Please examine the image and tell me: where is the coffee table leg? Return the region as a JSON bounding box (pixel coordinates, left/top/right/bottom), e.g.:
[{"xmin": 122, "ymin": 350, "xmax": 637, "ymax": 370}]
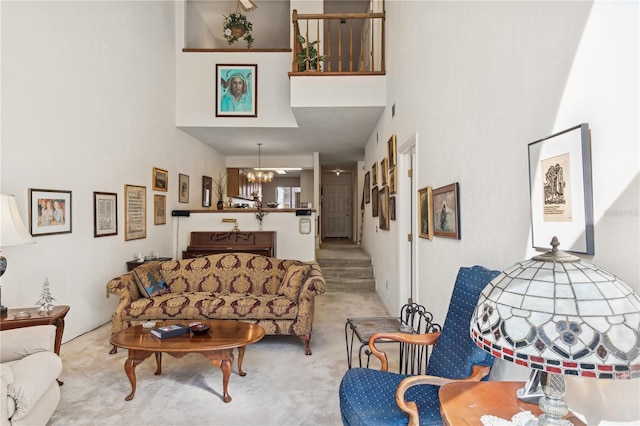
[
  {"xmin": 154, "ymin": 352, "xmax": 162, "ymax": 375},
  {"xmin": 124, "ymin": 350, "xmax": 153, "ymax": 401},
  {"xmin": 237, "ymin": 346, "xmax": 247, "ymax": 376},
  {"xmin": 203, "ymin": 349, "xmax": 234, "ymax": 403}
]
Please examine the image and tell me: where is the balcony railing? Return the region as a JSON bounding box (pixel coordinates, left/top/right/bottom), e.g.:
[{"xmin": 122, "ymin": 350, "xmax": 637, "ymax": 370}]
[{"xmin": 291, "ymin": 9, "xmax": 385, "ymax": 75}]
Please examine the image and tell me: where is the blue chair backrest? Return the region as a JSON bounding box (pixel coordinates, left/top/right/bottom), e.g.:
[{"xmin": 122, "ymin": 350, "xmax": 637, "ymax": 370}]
[{"xmin": 426, "ymin": 266, "xmax": 500, "ymax": 379}]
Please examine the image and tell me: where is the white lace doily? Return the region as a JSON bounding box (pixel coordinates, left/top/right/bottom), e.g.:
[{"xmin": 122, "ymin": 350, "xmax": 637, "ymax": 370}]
[{"xmin": 480, "ymin": 411, "xmax": 538, "ymax": 426}]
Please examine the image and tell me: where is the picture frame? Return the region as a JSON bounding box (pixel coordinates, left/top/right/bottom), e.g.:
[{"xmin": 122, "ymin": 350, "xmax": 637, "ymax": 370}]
[
  {"xmin": 202, "ymin": 176, "xmax": 212, "ymax": 207},
  {"xmin": 154, "ymin": 195, "xmax": 166, "ymax": 225},
  {"xmin": 389, "ymin": 196, "xmax": 396, "ymax": 221},
  {"xmin": 528, "ymin": 123, "xmax": 594, "ymax": 254},
  {"xmin": 371, "ymin": 186, "xmax": 379, "ymax": 217},
  {"xmin": 379, "ymin": 186, "xmax": 390, "ymax": 230},
  {"xmin": 29, "ymin": 189, "xmax": 72, "ymax": 236},
  {"xmin": 380, "ymin": 157, "xmax": 389, "ymax": 185},
  {"xmin": 216, "ymin": 64, "xmax": 257, "ymax": 118},
  {"xmin": 152, "ymin": 167, "xmax": 168, "ymax": 192},
  {"xmin": 364, "ymin": 172, "xmax": 371, "ymax": 204},
  {"xmin": 432, "ymin": 183, "xmax": 460, "ymax": 239},
  {"xmin": 418, "ymin": 186, "xmax": 433, "ymax": 240},
  {"xmin": 124, "ymin": 184, "xmax": 146, "ymax": 241},
  {"xmin": 387, "ymin": 134, "xmax": 397, "ymax": 167},
  {"xmin": 93, "ymin": 191, "xmax": 117, "ymax": 237},
  {"xmin": 389, "ymin": 167, "xmax": 397, "ymax": 195},
  {"xmin": 178, "ymin": 173, "xmax": 189, "ymax": 203},
  {"xmin": 371, "ymin": 163, "xmax": 378, "ymax": 185},
  {"xmin": 299, "ymin": 217, "xmax": 311, "ymax": 234}
]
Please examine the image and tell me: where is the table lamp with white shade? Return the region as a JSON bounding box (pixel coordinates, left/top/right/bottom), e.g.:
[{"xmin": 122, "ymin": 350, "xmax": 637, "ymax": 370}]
[
  {"xmin": 470, "ymin": 237, "xmax": 640, "ymax": 425},
  {"xmin": 0, "ymin": 194, "xmax": 36, "ymax": 316}
]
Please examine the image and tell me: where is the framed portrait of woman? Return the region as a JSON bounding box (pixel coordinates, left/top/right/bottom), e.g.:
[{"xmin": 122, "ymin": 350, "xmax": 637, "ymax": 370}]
[{"xmin": 216, "ymin": 64, "xmax": 257, "ymax": 118}]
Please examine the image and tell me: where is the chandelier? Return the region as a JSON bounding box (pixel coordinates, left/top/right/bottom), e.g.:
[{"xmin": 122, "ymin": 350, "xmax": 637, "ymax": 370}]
[{"xmin": 246, "ymin": 143, "xmax": 274, "ymax": 183}]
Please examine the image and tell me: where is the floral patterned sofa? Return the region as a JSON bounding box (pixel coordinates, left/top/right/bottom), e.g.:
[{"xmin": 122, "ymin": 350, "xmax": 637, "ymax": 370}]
[{"xmin": 106, "ymin": 253, "xmax": 325, "ymax": 355}]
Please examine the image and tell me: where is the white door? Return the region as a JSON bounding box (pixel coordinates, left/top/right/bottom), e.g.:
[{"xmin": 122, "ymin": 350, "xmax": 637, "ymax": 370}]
[{"xmin": 324, "ymin": 184, "xmax": 350, "ymax": 238}]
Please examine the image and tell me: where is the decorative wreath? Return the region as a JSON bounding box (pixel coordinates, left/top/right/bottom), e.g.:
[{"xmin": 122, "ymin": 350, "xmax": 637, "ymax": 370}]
[{"xmin": 223, "ymin": 12, "xmax": 254, "ymax": 48}]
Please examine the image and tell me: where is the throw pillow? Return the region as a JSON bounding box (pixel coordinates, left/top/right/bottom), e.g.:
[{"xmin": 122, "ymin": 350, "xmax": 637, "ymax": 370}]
[
  {"xmin": 133, "ymin": 261, "xmax": 170, "ymax": 298},
  {"xmin": 277, "ymin": 264, "xmax": 311, "ymax": 301}
]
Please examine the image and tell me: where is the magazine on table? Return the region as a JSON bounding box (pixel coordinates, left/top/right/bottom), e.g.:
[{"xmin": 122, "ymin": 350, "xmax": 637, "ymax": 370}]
[{"xmin": 150, "ymin": 324, "xmax": 189, "ymax": 339}]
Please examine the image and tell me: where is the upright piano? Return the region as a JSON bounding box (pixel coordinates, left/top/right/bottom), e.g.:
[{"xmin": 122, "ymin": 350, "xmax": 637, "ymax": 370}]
[{"xmin": 182, "ymin": 231, "xmax": 276, "ymax": 259}]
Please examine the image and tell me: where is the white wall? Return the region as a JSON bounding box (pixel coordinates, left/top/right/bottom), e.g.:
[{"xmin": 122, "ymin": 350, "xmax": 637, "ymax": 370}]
[
  {"xmin": 362, "ymin": 1, "xmax": 639, "ymax": 424},
  {"xmin": 1, "ymin": 1, "xmax": 226, "ymax": 341}
]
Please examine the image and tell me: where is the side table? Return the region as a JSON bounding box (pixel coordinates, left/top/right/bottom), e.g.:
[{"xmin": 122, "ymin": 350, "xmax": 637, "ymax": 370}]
[
  {"xmin": 439, "ymin": 381, "xmax": 586, "ymax": 426},
  {"xmin": 0, "ymin": 305, "xmax": 70, "ymax": 385},
  {"xmin": 126, "ymin": 257, "xmax": 172, "ymax": 272}
]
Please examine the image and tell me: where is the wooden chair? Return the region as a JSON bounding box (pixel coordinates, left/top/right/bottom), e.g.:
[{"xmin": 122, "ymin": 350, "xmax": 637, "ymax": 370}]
[{"xmin": 339, "ymin": 266, "xmax": 500, "ymax": 425}]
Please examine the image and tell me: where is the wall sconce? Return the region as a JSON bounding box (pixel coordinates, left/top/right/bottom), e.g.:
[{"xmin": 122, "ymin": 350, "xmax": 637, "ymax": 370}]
[{"xmin": 221, "ymin": 218, "xmax": 239, "ymax": 232}]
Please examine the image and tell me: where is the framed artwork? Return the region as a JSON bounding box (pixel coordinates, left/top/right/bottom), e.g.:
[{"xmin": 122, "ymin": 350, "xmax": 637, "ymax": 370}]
[
  {"xmin": 93, "ymin": 191, "xmax": 117, "ymax": 237},
  {"xmin": 124, "ymin": 184, "xmax": 146, "ymax": 241},
  {"xmin": 29, "ymin": 189, "xmax": 72, "ymax": 236},
  {"xmin": 379, "ymin": 186, "xmax": 389, "ymax": 230},
  {"xmin": 152, "ymin": 167, "xmax": 168, "ymax": 192},
  {"xmin": 216, "ymin": 64, "xmax": 257, "ymax": 118},
  {"xmin": 389, "ymin": 196, "xmax": 396, "ymax": 221},
  {"xmin": 432, "ymin": 183, "xmax": 460, "ymax": 239},
  {"xmin": 528, "ymin": 123, "xmax": 594, "ymax": 254},
  {"xmin": 371, "ymin": 186, "xmax": 379, "ymax": 217},
  {"xmin": 179, "ymin": 173, "xmax": 189, "ymax": 203},
  {"xmin": 364, "ymin": 172, "xmax": 371, "ymax": 204},
  {"xmin": 202, "ymin": 176, "xmax": 212, "ymax": 207},
  {"xmin": 418, "ymin": 186, "xmax": 433, "ymax": 240},
  {"xmin": 387, "ymin": 134, "xmax": 397, "ymax": 167},
  {"xmin": 371, "ymin": 162, "xmax": 378, "ymax": 185},
  {"xmin": 154, "ymin": 195, "xmax": 166, "ymax": 225},
  {"xmin": 389, "ymin": 167, "xmax": 397, "ymax": 195},
  {"xmin": 380, "ymin": 157, "xmax": 389, "ymax": 185}
]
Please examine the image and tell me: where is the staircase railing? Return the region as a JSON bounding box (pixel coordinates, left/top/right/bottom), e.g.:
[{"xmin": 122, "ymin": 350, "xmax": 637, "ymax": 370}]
[{"xmin": 291, "ymin": 9, "xmax": 385, "ymax": 75}]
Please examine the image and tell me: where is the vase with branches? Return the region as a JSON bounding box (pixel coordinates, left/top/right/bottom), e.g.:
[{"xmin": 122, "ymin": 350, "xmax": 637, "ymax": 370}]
[{"xmin": 213, "ymin": 172, "xmax": 227, "ymax": 210}]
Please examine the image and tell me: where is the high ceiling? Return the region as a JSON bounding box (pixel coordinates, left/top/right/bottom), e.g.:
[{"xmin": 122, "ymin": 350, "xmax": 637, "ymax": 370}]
[{"xmin": 184, "ymin": 0, "xmax": 376, "ymax": 170}]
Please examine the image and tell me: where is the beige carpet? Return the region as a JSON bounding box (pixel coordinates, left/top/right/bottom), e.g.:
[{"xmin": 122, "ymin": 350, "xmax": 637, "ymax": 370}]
[{"xmin": 50, "ymin": 291, "xmax": 395, "ymax": 425}]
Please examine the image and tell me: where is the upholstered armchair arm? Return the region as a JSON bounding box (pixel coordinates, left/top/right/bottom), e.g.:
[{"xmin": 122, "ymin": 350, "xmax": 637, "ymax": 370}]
[
  {"xmin": 368, "ymin": 331, "xmax": 441, "ymax": 372},
  {"xmin": 395, "ymin": 365, "xmax": 492, "ymax": 426},
  {"xmin": 0, "ymin": 325, "xmax": 56, "ymax": 363},
  {"xmin": 299, "ymin": 262, "xmax": 326, "ymax": 301}
]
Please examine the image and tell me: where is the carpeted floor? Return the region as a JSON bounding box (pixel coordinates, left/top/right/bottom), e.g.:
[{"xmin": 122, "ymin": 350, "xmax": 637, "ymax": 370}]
[{"xmin": 50, "ymin": 291, "xmax": 394, "ymax": 425}]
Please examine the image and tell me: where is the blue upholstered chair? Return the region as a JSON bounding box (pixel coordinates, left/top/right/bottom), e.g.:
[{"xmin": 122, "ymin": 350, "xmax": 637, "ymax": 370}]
[{"xmin": 339, "ymin": 266, "xmax": 500, "ymax": 426}]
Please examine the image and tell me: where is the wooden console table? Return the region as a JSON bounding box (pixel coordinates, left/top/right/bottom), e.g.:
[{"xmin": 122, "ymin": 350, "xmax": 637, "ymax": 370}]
[
  {"xmin": 439, "ymin": 381, "xmax": 586, "ymax": 425},
  {"xmin": 126, "ymin": 257, "xmax": 172, "ymax": 271},
  {"xmin": 182, "ymin": 231, "xmax": 276, "ymax": 259}
]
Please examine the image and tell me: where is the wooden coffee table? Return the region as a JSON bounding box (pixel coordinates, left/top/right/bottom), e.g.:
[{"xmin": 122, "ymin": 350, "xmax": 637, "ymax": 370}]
[{"xmin": 110, "ymin": 320, "xmax": 265, "ymax": 403}]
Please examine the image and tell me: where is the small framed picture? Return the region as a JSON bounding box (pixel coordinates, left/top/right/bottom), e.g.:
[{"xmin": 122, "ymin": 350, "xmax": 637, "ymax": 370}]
[
  {"xmin": 153, "ymin": 167, "xmax": 168, "ymax": 192},
  {"xmin": 371, "ymin": 186, "xmax": 379, "ymax": 217},
  {"xmin": 389, "ymin": 167, "xmax": 397, "ymax": 194},
  {"xmin": 179, "ymin": 173, "xmax": 189, "ymax": 203},
  {"xmin": 379, "ymin": 186, "xmax": 389, "ymax": 230},
  {"xmin": 154, "ymin": 195, "xmax": 166, "ymax": 225},
  {"xmin": 93, "ymin": 191, "xmax": 117, "ymax": 237},
  {"xmin": 390, "ymin": 196, "xmax": 396, "ymax": 221},
  {"xmin": 202, "ymin": 176, "xmax": 212, "ymax": 207},
  {"xmin": 29, "ymin": 189, "xmax": 72, "ymax": 236},
  {"xmin": 371, "ymin": 162, "xmax": 378, "ymax": 185},
  {"xmin": 364, "ymin": 172, "xmax": 371, "ymax": 204},
  {"xmin": 380, "ymin": 158, "xmax": 389, "ymax": 186},
  {"xmin": 124, "ymin": 184, "xmax": 146, "ymax": 241},
  {"xmin": 433, "ymin": 183, "xmax": 460, "ymax": 239},
  {"xmin": 418, "ymin": 186, "xmax": 433, "ymax": 240},
  {"xmin": 216, "ymin": 64, "xmax": 257, "ymax": 117},
  {"xmin": 387, "ymin": 134, "xmax": 397, "ymax": 167}
]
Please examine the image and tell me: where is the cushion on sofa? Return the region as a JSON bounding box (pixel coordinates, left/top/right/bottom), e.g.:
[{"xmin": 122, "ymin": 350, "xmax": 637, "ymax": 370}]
[
  {"xmin": 277, "ymin": 264, "xmax": 311, "ymax": 300},
  {"xmin": 133, "ymin": 261, "xmax": 170, "ymax": 298}
]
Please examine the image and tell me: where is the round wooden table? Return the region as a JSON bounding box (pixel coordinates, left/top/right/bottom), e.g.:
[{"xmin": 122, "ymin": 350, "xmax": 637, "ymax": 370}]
[{"xmin": 110, "ymin": 320, "xmax": 265, "ymax": 402}]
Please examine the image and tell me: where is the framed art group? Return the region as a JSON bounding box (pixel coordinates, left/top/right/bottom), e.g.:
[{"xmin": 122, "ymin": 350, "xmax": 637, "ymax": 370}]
[
  {"xmin": 367, "ymin": 134, "xmax": 397, "ymax": 229},
  {"xmin": 418, "ymin": 183, "xmax": 460, "ymax": 240}
]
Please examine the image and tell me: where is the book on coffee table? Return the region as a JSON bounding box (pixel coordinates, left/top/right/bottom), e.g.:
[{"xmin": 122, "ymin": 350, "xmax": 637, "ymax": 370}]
[{"xmin": 151, "ymin": 324, "xmax": 189, "ymax": 339}]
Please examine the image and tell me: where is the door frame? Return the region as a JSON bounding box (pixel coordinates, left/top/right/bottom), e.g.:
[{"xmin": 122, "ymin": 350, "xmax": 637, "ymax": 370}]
[
  {"xmin": 397, "ymin": 133, "xmax": 417, "ymax": 311},
  {"xmin": 321, "ymin": 172, "xmax": 353, "ymax": 240}
]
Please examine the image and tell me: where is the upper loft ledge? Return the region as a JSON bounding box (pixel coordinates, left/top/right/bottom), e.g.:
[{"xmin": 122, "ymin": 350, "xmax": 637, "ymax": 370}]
[{"xmin": 183, "ymin": 48, "xmax": 291, "ymax": 53}]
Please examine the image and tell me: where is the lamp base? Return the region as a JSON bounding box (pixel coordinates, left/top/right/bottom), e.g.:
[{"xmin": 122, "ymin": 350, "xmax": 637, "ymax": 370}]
[
  {"xmin": 517, "ymin": 370, "xmax": 545, "ymax": 404},
  {"xmin": 0, "ymin": 304, "xmax": 7, "ymax": 317}
]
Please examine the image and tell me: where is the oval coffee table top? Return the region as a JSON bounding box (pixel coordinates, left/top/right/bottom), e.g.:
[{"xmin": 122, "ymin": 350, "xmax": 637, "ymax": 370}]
[{"xmin": 110, "ymin": 319, "xmax": 265, "ymax": 352}]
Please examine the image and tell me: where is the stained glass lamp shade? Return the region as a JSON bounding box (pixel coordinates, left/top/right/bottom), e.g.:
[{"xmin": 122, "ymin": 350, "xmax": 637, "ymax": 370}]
[{"xmin": 470, "ymin": 237, "xmax": 640, "ymax": 425}]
